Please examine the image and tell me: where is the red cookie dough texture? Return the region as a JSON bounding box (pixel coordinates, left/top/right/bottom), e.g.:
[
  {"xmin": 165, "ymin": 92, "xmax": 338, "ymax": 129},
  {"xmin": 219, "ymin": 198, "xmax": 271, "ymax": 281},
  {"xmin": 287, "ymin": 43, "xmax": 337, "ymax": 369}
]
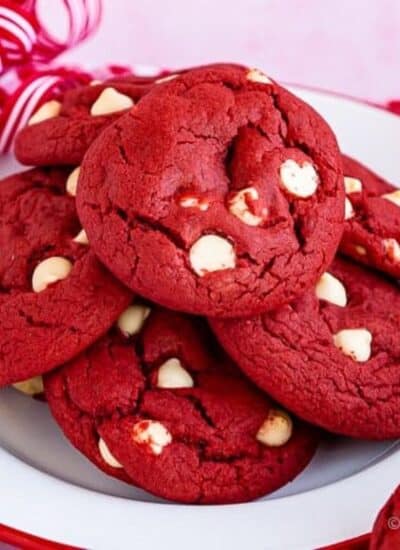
[
  {"xmin": 211, "ymin": 256, "xmax": 400, "ymax": 439},
  {"xmin": 76, "ymin": 65, "xmax": 344, "ymax": 318},
  {"xmin": 44, "ymin": 305, "xmax": 318, "ymax": 504},
  {"xmin": 340, "ymin": 154, "xmax": 400, "ymax": 279},
  {"xmin": 370, "ymin": 485, "xmax": 400, "ymax": 550},
  {"xmin": 14, "ymin": 75, "xmax": 156, "ymax": 166},
  {"xmin": 0, "ymin": 168, "xmax": 131, "ymax": 386},
  {"xmin": 14, "ymin": 65, "xmax": 246, "ymax": 168}
]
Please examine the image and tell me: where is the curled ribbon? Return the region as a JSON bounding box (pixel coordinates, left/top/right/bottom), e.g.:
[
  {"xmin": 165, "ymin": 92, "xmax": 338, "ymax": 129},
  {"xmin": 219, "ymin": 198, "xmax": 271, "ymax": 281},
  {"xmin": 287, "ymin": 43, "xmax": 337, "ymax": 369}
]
[
  {"xmin": 0, "ymin": 0, "xmax": 102, "ymax": 69},
  {"xmin": 0, "ymin": 0, "xmax": 103, "ymax": 153}
]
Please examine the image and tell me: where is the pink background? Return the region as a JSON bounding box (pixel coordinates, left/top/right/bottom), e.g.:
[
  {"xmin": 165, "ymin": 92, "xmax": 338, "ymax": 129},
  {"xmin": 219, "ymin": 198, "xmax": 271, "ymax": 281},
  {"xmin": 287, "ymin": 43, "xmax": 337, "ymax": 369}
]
[{"xmin": 60, "ymin": 0, "xmax": 400, "ymax": 103}]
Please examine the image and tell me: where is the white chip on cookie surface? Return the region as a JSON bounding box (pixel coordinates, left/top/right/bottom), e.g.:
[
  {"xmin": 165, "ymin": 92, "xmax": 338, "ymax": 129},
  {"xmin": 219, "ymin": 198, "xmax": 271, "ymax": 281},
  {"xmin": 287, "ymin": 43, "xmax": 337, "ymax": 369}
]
[
  {"xmin": 333, "ymin": 328, "xmax": 372, "ymax": 362},
  {"xmin": 13, "ymin": 376, "xmax": 43, "ymax": 396},
  {"xmin": 383, "ymin": 238, "xmax": 400, "ymax": 262},
  {"xmin": 32, "ymin": 257, "xmax": 73, "ymax": 293},
  {"xmin": 354, "ymin": 245, "xmax": 367, "ymax": 256},
  {"xmin": 256, "ymin": 409, "xmax": 293, "ymax": 447},
  {"xmin": 189, "ymin": 234, "xmax": 236, "ymax": 276},
  {"xmin": 90, "ymin": 87, "xmax": 134, "ymax": 116},
  {"xmin": 344, "ymin": 176, "xmax": 362, "ymax": 194},
  {"xmin": 66, "ymin": 167, "xmax": 80, "ymax": 197},
  {"xmin": 179, "ymin": 195, "xmax": 209, "ymax": 211},
  {"xmin": 157, "ymin": 358, "xmax": 194, "ymax": 389},
  {"xmin": 132, "ymin": 420, "xmax": 172, "ymax": 455},
  {"xmin": 344, "ymin": 197, "xmax": 355, "ymax": 220},
  {"xmin": 73, "ymin": 229, "xmax": 89, "ymax": 245},
  {"xmin": 246, "ymin": 68, "xmax": 272, "ymax": 84},
  {"xmin": 155, "ymin": 74, "xmax": 178, "ymax": 84},
  {"xmin": 382, "ymin": 190, "xmax": 400, "ymax": 207},
  {"xmin": 98, "ymin": 438, "xmax": 123, "ymax": 468},
  {"xmin": 315, "ymin": 272, "xmax": 347, "ymax": 307},
  {"xmin": 228, "ymin": 187, "xmax": 267, "ymax": 226},
  {"xmin": 28, "ymin": 100, "xmax": 61, "ymax": 126},
  {"xmin": 117, "ymin": 304, "xmax": 151, "ymax": 337},
  {"xmin": 279, "ymin": 159, "xmax": 320, "ymax": 198}
]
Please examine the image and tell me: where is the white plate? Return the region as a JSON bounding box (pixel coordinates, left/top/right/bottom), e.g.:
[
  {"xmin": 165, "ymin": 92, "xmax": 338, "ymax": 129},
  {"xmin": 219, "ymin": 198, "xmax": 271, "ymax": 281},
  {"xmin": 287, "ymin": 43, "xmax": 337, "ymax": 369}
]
[{"xmin": 0, "ymin": 86, "xmax": 399, "ymax": 550}]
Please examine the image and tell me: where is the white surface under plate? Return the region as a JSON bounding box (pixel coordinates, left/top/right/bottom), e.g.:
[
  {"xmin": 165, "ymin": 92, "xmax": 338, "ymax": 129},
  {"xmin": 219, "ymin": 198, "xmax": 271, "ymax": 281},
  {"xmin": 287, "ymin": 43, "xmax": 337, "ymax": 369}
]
[{"xmin": 0, "ymin": 85, "xmax": 399, "ymax": 550}]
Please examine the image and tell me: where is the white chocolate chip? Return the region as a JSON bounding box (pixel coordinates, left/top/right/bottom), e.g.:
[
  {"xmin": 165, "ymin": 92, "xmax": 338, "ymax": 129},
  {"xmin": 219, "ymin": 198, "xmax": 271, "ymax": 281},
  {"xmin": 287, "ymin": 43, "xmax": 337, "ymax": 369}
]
[
  {"xmin": 383, "ymin": 238, "xmax": 400, "ymax": 262},
  {"xmin": 333, "ymin": 328, "xmax": 372, "ymax": 362},
  {"xmin": 344, "ymin": 197, "xmax": 355, "ymax": 220},
  {"xmin": 179, "ymin": 195, "xmax": 209, "ymax": 211},
  {"xmin": 382, "ymin": 190, "xmax": 400, "ymax": 207},
  {"xmin": 355, "ymin": 245, "xmax": 367, "ymax": 256},
  {"xmin": 117, "ymin": 304, "xmax": 151, "ymax": 337},
  {"xmin": 256, "ymin": 409, "xmax": 293, "ymax": 447},
  {"xmin": 89, "ymin": 79, "xmax": 102, "ymax": 86},
  {"xmin": 13, "ymin": 376, "xmax": 43, "ymax": 396},
  {"xmin": 157, "ymin": 358, "xmax": 194, "ymax": 389},
  {"xmin": 32, "ymin": 257, "xmax": 73, "ymax": 293},
  {"xmin": 228, "ymin": 187, "xmax": 267, "ymax": 226},
  {"xmin": 189, "ymin": 234, "xmax": 236, "ymax": 276},
  {"xmin": 280, "ymin": 159, "xmax": 319, "ymax": 198},
  {"xmin": 98, "ymin": 438, "xmax": 123, "ymax": 468},
  {"xmin": 246, "ymin": 68, "xmax": 272, "ymax": 84},
  {"xmin": 28, "ymin": 100, "xmax": 61, "ymax": 125},
  {"xmin": 155, "ymin": 74, "xmax": 178, "ymax": 84},
  {"xmin": 344, "ymin": 177, "xmax": 362, "ymax": 194},
  {"xmin": 73, "ymin": 229, "xmax": 89, "ymax": 245},
  {"xmin": 132, "ymin": 420, "xmax": 172, "ymax": 455},
  {"xmin": 90, "ymin": 87, "xmax": 134, "ymax": 116},
  {"xmin": 315, "ymin": 272, "xmax": 347, "ymax": 307},
  {"xmin": 66, "ymin": 167, "xmax": 80, "ymax": 197}
]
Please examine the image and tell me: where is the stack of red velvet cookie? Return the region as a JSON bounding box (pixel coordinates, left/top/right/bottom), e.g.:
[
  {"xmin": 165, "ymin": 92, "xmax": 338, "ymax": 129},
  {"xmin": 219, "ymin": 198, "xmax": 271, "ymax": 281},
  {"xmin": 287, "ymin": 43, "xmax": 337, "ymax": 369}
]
[{"xmin": 2, "ymin": 64, "xmax": 399, "ymax": 504}]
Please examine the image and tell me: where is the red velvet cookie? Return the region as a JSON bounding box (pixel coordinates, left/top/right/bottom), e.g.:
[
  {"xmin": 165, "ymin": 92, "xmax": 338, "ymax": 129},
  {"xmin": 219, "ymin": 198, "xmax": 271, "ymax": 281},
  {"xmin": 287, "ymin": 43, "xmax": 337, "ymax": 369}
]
[
  {"xmin": 211, "ymin": 256, "xmax": 400, "ymax": 439},
  {"xmin": 76, "ymin": 66, "xmax": 344, "ymax": 318},
  {"xmin": 14, "ymin": 64, "xmax": 244, "ymax": 168},
  {"xmin": 370, "ymin": 485, "xmax": 400, "ymax": 550},
  {"xmin": 14, "ymin": 75, "xmax": 157, "ymax": 166},
  {"xmin": 340, "ymin": 154, "xmax": 400, "ymax": 279},
  {"xmin": 0, "ymin": 168, "xmax": 131, "ymax": 386},
  {"xmin": 44, "ymin": 304, "xmax": 318, "ymax": 504}
]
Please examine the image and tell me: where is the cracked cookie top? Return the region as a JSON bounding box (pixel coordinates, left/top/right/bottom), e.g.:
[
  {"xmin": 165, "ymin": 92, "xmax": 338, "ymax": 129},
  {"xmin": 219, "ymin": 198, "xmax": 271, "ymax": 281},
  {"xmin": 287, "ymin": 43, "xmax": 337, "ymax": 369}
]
[
  {"xmin": 340, "ymin": 154, "xmax": 400, "ymax": 279},
  {"xmin": 14, "ymin": 65, "xmax": 244, "ymax": 168},
  {"xmin": 14, "ymin": 75, "xmax": 158, "ymax": 167},
  {"xmin": 211, "ymin": 255, "xmax": 400, "ymax": 439},
  {"xmin": 44, "ymin": 303, "xmax": 318, "ymax": 504},
  {"xmin": 0, "ymin": 167, "xmax": 131, "ymax": 386},
  {"xmin": 76, "ymin": 65, "xmax": 344, "ymax": 317}
]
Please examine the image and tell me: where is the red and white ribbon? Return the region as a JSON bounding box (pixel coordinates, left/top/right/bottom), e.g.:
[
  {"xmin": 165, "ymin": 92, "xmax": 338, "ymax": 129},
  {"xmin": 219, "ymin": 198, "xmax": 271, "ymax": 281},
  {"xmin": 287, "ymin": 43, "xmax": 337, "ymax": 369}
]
[
  {"xmin": 34, "ymin": 0, "xmax": 102, "ymax": 62},
  {"xmin": 0, "ymin": 1, "xmax": 37, "ymax": 70},
  {"xmin": 0, "ymin": 65, "xmax": 91, "ymax": 152},
  {"xmin": 0, "ymin": 1, "xmax": 168, "ymax": 154},
  {"xmin": 0, "ymin": 0, "xmax": 102, "ymax": 153},
  {"xmin": 0, "ymin": 0, "xmax": 102, "ymax": 69}
]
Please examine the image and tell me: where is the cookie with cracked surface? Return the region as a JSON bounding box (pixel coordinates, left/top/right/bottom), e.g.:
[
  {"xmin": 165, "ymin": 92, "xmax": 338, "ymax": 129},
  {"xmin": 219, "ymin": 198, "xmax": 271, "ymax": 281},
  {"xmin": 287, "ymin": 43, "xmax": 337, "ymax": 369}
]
[
  {"xmin": 370, "ymin": 485, "xmax": 400, "ymax": 550},
  {"xmin": 76, "ymin": 65, "xmax": 344, "ymax": 318},
  {"xmin": 14, "ymin": 75, "xmax": 156, "ymax": 167},
  {"xmin": 44, "ymin": 303, "xmax": 318, "ymax": 504},
  {"xmin": 340, "ymin": 154, "xmax": 400, "ymax": 279},
  {"xmin": 0, "ymin": 167, "xmax": 131, "ymax": 386},
  {"xmin": 14, "ymin": 65, "xmax": 244, "ymax": 168},
  {"xmin": 211, "ymin": 256, "xmax": 400, "ymax": 439}
]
